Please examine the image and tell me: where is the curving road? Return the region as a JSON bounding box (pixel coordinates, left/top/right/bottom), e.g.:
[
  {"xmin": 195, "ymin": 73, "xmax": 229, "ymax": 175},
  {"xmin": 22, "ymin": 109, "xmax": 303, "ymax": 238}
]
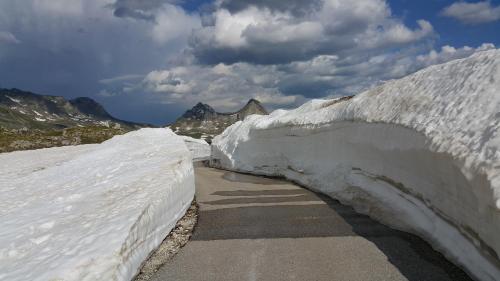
[{"xmin": 151, "ymin": 165, "xmax": 472, "ymax": 281}]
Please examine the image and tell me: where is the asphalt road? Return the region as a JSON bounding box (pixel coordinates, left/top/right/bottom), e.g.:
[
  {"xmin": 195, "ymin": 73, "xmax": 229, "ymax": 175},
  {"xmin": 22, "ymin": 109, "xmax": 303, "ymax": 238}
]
[{"xmin": 151, "ymin": 166, "xmax": 472, "ymax": 281}]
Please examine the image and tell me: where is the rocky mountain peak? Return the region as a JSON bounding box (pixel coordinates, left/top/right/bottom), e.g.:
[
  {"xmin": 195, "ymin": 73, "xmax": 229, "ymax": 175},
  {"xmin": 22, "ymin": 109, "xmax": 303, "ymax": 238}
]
[
  {"xmin": 170, "ymin": 99, "xmax": 269, "ymax": 143},
  {"xmin": 69, "ymin": 97, "xmax": 112, "ymax": 119},
  {"xmin": 239, "ymin": 99, "xmax": 267, "ymax": 117},
  {"xmin": 247, "ymin": 98, "xmax": 260, "ymax": 104},
  {"xmin": 182, "ymin": 102, "xmax": 216, "ymax": 120}
]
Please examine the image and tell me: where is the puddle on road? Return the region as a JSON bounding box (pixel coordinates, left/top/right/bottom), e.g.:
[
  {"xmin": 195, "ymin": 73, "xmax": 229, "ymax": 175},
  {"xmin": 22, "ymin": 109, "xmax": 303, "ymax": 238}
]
[
  {"xmin": 212, "ymin": 189, "xmax": 307, "ymax": 197},
  {"xmin": 222, "ymin": 171, "xmax": 287, "ymax": 185}
]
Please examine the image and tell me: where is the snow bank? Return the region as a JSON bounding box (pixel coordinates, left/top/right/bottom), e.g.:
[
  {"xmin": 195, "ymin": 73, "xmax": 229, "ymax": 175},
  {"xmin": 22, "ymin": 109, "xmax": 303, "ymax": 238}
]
[
  {"xmin": 0, "ymin": 128, "xmax": 195, "ymax": 281},
  {"xmin": 212, "ymin": 49, "xmax": 500, "ymax": 281},
  {"xmin": 181, "ymin": 136, "xmax": 211, "ymax": 161}
]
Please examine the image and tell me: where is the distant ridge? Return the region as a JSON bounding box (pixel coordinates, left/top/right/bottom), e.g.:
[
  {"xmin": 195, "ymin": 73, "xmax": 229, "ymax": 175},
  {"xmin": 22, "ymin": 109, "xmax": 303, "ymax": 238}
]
[
  {"xmin": 0, "ymin": 88, "xmax": 150, "ymax": 130},
  {"xmin": 170, "ymin": 99, "xmax": 268, "ymax": 142}
]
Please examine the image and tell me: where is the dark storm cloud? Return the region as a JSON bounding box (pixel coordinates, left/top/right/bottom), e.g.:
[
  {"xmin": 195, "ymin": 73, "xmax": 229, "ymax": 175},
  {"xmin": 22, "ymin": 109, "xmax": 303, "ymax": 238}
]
[
  {"xmin": 218, "ymin": 0, "xmax": 323, "ymax": 16},
  {"xmin": 277, "ymin": 78, "xmax": 333, "ymax": 98},
  {"xmin": 189, "ymin": 41, "xmax": 322, "ymax": 65},
  {"xmin": 190, "ymin": 24, "xmax": 368, "ymax": 65},
  {"xmin": 187, "ymin": 0, "xmax": 434, "ymax": 66},
  {"xmin": 0, "ymin": 0, "xmax": 199, "ymax": 124},
  {"xmin": 110, "ymin": 0, "xmax": 181, "ymax": 21}
]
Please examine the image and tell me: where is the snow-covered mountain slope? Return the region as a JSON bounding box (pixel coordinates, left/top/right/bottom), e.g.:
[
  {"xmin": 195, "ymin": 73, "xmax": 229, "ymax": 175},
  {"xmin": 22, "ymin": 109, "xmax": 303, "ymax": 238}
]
[
  {"xmin": 0, "ymin": 128, "xmax": 195, "ymax": 281},
  {"xmin": 212, "ymin": 49, "xmax": 500, "ymax": 281}
]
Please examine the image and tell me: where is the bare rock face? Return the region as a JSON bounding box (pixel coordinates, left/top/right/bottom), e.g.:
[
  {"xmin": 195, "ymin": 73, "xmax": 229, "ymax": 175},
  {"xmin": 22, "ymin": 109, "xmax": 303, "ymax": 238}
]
[
  {"xmin": 181, "ymin": 103, "xmax": 217, "ymax": 120},
  {"xmin": 170, "ymin": 99, "xmax": 268, "ymax": 143},
  {"xmin": 236, "ymin": 99, "xmax": 268, "ymax": 119}
]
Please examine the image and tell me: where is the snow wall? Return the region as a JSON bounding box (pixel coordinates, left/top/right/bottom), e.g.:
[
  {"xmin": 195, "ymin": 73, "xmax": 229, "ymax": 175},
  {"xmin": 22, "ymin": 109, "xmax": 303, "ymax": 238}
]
[
  {"xmin": 211, "ymin": 49, "xmax": 500, "ymax": 281},
  {"xmin": 181, "ymin": 136, "xmax": 211, "ymax": 161},
  {"xmin": 0, "ymin": 128, "xmax": 195, "ymax": 281}
]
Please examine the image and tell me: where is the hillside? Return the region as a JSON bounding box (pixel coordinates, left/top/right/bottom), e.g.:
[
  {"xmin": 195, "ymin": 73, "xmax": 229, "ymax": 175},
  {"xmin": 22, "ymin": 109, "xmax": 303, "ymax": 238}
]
[
  {"xmin": 0, "ymin": 88, "xmax": 151, "ymax": 152},
  {"xmin": 0, "ymin": 88, "xmax": 147, "ymax": 130},
  {"xmin": 170, "ymin": 99, "xmax": 268, "ymax": 142}
]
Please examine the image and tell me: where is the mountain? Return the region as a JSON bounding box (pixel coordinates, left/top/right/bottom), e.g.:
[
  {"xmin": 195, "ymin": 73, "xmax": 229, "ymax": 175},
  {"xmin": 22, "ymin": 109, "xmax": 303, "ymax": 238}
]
[
  {"xmin": 170, "ymin": 99, "xmax": 268, "ymax": 142},
  {"xmin": 0, "ymin": 88, "xmax": 148, "ymax": 130}
]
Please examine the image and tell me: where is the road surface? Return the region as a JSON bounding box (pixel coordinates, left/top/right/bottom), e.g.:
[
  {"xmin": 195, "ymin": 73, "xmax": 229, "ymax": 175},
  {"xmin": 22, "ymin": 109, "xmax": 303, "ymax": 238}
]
[{"xmin": 151, "ymin": 166, "xmax": 472, "ymax": 281}]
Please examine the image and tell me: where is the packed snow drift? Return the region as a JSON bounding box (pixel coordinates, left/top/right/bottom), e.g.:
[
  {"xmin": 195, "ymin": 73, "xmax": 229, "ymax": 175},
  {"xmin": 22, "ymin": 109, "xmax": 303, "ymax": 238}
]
[
  {"xmin": 0, "ymin": 128, "xmax": 195, "ymax": 281},
  {"xmin": 181, "ymin": 136, "xmax": 211, "ymax": 161},
  {"xmin": 212, "ymin": 49, "xmax": 500, "ymax": 281}
]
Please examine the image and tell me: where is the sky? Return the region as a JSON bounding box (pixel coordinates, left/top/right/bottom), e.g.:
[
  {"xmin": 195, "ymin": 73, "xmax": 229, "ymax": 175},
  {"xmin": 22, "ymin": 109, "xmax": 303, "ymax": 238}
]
[{"xmin": 0, "ymin": 0, "xmax": 499, "ymax": 125}]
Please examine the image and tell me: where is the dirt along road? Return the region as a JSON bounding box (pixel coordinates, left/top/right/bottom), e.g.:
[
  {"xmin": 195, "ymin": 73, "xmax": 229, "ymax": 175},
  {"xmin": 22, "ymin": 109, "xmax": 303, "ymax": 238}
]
[{"xmin": 151, "ymin": 165, "xmax": 472, "ymax": 281}]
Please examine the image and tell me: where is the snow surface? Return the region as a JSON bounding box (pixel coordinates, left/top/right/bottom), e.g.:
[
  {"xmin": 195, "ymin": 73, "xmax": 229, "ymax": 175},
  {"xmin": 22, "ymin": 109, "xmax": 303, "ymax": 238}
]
[
  {"xmin": 0, "ymin": 128, "xmax": 195, "ymax": 281},
  {"xmin": 212, "ymin": 49, "xmax": 500, "ymax": 281},
  {"xmin": 6, "ymin": 95, "xmax": 21, "ymax": 103},
  {"xmin": 181, "ymin": 136, "xmax": 211, "ymax": 161}
]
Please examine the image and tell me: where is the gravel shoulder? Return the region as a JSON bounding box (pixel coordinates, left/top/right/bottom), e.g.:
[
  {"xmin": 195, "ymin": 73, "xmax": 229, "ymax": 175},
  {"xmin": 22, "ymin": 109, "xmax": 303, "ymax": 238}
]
[{"xmin": 134, "ymin": 200, "xmax": 199, "ymax": 281}]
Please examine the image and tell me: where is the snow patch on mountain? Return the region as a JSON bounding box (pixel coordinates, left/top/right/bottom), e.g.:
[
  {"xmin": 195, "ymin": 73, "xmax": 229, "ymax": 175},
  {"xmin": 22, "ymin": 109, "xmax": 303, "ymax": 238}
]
[
  {"xmin": 6, "ymin": 95, "xmax": 21, "ymax": 103},
  {"xmin": 211, "ymin": 49, "xmax": 500, "ymax": 281},
  {"xmin": 0, "ymin": 128, "xmax": 195, "ymax": 281}
]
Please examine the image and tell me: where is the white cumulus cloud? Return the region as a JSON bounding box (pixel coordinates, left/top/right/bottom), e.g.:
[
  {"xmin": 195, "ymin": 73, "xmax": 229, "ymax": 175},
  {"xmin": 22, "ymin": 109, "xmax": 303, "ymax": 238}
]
[
  {"xmin": 442, "ymin": 1, "xmax": 500, "ymax": 24},
  {"xmin": 151, "ymin": 5, "xmax": 201, "ymax": 44},
  {"xmin": 189, "ymin": 0, "xmax": 435, "ymax": 64}
]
